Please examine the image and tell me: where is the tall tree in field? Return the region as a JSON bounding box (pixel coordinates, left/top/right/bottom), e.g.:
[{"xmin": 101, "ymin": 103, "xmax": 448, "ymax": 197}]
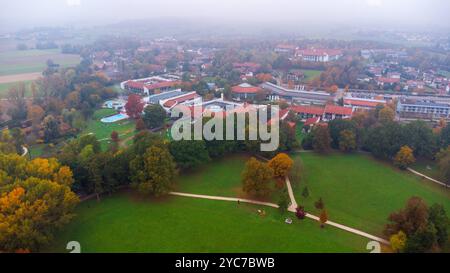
[
  {"xmin": 43, "ymin": 115, "xmax": 60, "ymax": 143},
  {"xmin": 143, "ymin": 104, "xmax": 166, "ymax": 129},
  {"xmin": 339, "ymin": 129, "xmax": 357, "ymax": 152},
  {"xmin": 125, "ymin": 94, "xmax": 144, "ymax": 119},
  {"xmin": 130, "ymin": 145, "xmax": 177, "ymax": 196},
  {"xmin": 0, "ymin": 153, "xmax": 78, "ymax": 252},
  {"xmin": 312, "ymin": 125, "xmax": 331, "ymax": 153},
  {"xmin": 241, "ymin": 157, "xmax": 274, "ymax": 198},
  {"xmin": 268, "ymin": 153, "xmax": 294, "ymax": 179},
  {"xmin": 319, "ymin": 209, "xmax": 328, "ymax": 228},
  {"xmin": 394, "ymin": 146, "xmax": 415, "ymax": 169}
]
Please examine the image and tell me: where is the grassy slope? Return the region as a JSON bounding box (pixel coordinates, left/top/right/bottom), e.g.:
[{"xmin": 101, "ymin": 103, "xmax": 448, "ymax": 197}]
[
  {"xmin": 292, "ymin": 153, "xmax": 450, "ymax": 236},
  {"xmin": 45, "ymin": 193, "xmax": 369, "ymax": 253}
]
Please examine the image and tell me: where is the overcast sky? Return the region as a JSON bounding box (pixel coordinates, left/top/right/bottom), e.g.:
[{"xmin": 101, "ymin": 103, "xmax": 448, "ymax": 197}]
[{"xmin": 1, "ymin": 0, "xmax": 449, "ymax": 32}]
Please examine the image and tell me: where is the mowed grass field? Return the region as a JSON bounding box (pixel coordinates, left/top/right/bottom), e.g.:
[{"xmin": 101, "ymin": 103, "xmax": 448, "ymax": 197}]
[
  {"xmin": 292, "ymin": 153, "xmax": 450, "ymax": 236},
  {"xmin": 175, "ymin": 154, "xmax": 285, "ymax": 203},
  {"xmin": 45, "ymin": 193, "xmax": 370, "ymax": 253},
  {"xmin": 81, "ymin": 109, "xmax": 136, "ymax": 151},
  {"xmin": 175, "ymin": 155, "xmax": 249, "ymax": 197},
  {"xmin": 0, "ymin": 48, "xmax": 80, "ymax": 76},
  {"xmin": 301, "ymin": 69, "xmax": 322, "ymax": 82}
]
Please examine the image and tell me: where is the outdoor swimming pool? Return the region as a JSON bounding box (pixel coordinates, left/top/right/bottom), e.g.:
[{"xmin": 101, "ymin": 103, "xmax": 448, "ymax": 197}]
[{"xmin": 100, "ymin": 113, "xmax": 129, "ymax": 123}]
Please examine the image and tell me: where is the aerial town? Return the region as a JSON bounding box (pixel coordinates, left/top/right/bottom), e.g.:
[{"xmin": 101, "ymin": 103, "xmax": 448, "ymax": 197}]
[{"xmin": 0, "ymin": 0, "xmax": 449, "ymax": 263}]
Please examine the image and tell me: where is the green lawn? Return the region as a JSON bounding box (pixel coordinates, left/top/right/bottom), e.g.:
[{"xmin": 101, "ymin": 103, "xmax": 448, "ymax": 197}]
[
  {"xmin": 0, "ymin": 80, "xmax": 33, "ymax": 98},
  {"xmin": 292, "ymin": 153, "xmax": 450, "ymax": 236},
  {"xmin": 0, "ymin": 49, "xmax": 80, "ymax": 76},
  {"xmin": 301, "ymin": 69, "xmax": 322, "ymax": 82},
  {"xmin": 175, "ymin": 155, "xmax": 249, "ymax": 198},
  {"xmin": 81, "ymin": 109, "xmax": 136, "ymax": 151},
  {"xmin": 45, "ymin": 193, "xmax": 370, "ymax": 253},
  {"xmin": 411, "ymin": 159, "xmax": 444, "ymax": 181}
]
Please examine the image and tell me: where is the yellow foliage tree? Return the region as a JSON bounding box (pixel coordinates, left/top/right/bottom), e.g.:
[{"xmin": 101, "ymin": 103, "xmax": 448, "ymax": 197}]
[
  {"xmin": 0, "ymin": 153, "xmax": 78, "ymax": 252},
  {"xmin": 378, "ymin": 106, "xmax": 395, "ymax": 123},
  {"xmin": 268, "ymin": 153, "xmax": 294, "ymax": 179},
  {"xmin": 390, "ymin": 230, "xmax": 407, "ymax": 253},
  {"xmin": 394, "ymin": 145, "xmax": 415, "ymax": 169},
  {"xmin": 242, "ymin": 157, "xmax": 274, "ymax": 198}
]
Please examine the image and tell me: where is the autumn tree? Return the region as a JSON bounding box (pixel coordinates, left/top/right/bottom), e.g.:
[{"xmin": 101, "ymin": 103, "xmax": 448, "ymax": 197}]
[
  {"xmin": 312, "ymin": 125, "xmax": 331, "ymax": 153},
  {"xmin": 241, "ymin": 157, "xmax": 274, "ymax": 198},
  {"xmin": 0, "ymin": 153, "xmax": 78, "ymax": 252},
  {"xmin": 394, "ymin": 146, "xmax": 416, "ymax": 169},
  {"xmin": 390, "ymin": 231, "xmax": 407, "ymax": 253},
  {"xmin": 268, "ymin": 153, "xmax": 294, "ymax": 179},
  {"xmin": 0, "ymin": 130, "xmax": 17, "ymax": 154},
  {"xmin": 339, "ymin": 129, "xmax": 357, "ymax": 152},
  {"xmin": 384, "ymin": 196, "xmax": 449, "ymax": 253},
  {"xmin": 319, "ymin": 209, "xmax": 328, "ymax": 228},
  {"xmin": 130, "ymin": 145, "xmax": 177, "ymax": 196},
  {"xmin": 378, "ymin": 106, "xmax": 395, "ymax": 123},
  {"xmin": 125, "ymin": 94, "xmax": 144, "ymax": 119},
  {"xmin": 43, "ymin": 115, "xmax": 60, "ymax": 143},
  {"xmin": 27, "ymin": 104, "xmax": 45, "ymax": 136}
]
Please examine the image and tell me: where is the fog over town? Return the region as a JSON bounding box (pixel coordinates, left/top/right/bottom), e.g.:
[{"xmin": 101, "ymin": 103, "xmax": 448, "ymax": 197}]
[{"xmin": 1, "ymin": 0, "xmax": 450, "ymax": 33}]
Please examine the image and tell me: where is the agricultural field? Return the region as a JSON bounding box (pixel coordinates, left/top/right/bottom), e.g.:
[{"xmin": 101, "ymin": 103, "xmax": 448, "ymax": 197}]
[
  {"xmin": 0, "ymin": 80, "xmax": 34, "ymax": 98},
  {"xmin": 46, "ymin": 193, "xmax": 370, "ymax": 253},
  {"xmin": 0, "ymin": 48, "xmax": 80, "ymax": 76},
  {"xmin": 291, "ymin": 152, "xmax": 450, "ymax": 236}
]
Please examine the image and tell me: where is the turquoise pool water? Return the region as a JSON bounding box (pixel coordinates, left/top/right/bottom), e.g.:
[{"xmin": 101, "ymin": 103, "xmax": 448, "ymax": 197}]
[{"xmin": 100, "ymin": 113, "xmax": 129, "ymax": 123}]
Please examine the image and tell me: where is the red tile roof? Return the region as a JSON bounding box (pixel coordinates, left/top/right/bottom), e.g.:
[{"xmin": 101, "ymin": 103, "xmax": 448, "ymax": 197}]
[
  {"xmin": 344, "ymin": 99, "xmax": 385, "ymax": 108},
  {"xmin": 163, "ymin": 92, "xmax": 200, "ymax": 108},
  {"xmin": 145, "ymin": 81, "xmax": 181, "ymax": 90},
  {"xmin": 304, "ymin": 116, "xmax": 320, "ymax": 126},
  {"xmin": 290, "ymin": 105, "xmax": 325, "ymax": 116},
  {"xmin": 231, "ymin": 84, "xmax": 261, "ymax": 94},
  {"xmin": 324, "ymin": 105, "xmax": 353, "ymax": 116},
  {"xmin": 125, "ymin": 80, "xmax": 145, "ymax": 89}
]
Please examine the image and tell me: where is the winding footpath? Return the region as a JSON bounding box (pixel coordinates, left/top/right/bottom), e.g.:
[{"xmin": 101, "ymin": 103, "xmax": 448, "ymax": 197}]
[{"xmin": 170, "ymin": 179, "xmax": 390, "ymax": 245}]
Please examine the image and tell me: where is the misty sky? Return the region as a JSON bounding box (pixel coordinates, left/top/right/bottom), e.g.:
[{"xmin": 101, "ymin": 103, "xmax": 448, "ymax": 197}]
[{"xmin": 1, "ymin": 0, "xmax": 449, "ymax": 31}]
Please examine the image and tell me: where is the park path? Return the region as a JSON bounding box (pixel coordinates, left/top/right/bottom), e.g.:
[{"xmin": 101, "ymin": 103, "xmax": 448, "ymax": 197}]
[
  {"xmin": 407, "ymin": 168, "xmax": 449, "ymax": 188},
  {"xmin": 285, "ymin": 177, "xmax": 298, "ymax": 211},
  {"xmin": 169, "ymin": 191, "xmax": 389, "ymax": 245}
]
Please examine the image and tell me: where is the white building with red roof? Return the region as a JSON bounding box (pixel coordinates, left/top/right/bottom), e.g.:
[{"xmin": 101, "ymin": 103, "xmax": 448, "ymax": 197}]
[
  {"xmin": 343, "ymin": 97, "xmax": 387, "ymax": 111},
  {"xmin": 289, "ymin": 104, "xmax": 353, "ymax": 121},
  {"xmin": 295, "ymin": 49, "xmax": 343, "ymax": 62}
]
